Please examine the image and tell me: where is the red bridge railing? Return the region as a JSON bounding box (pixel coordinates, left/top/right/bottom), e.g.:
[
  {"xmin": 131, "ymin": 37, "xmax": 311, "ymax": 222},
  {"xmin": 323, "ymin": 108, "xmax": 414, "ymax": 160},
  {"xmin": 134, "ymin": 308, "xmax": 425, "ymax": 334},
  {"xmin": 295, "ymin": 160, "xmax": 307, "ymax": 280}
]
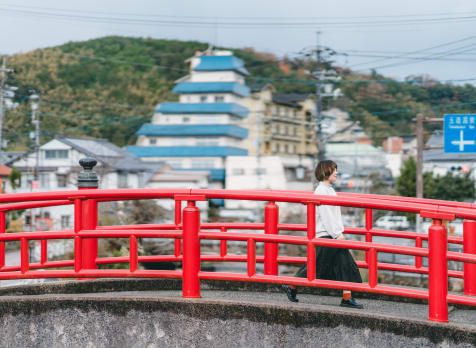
[{"xmin": 0, "ymin": 185, "xmax": 475, "ymax": 323}]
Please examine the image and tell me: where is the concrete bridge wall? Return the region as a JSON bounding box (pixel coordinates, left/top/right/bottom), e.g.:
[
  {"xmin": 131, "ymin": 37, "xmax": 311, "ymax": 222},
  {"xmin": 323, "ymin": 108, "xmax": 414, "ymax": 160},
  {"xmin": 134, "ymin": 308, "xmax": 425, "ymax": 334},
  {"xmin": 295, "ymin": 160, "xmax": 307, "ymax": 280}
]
[{"xmin": 0, "ymin": 279, "xmax": 474, "ymax": 348}]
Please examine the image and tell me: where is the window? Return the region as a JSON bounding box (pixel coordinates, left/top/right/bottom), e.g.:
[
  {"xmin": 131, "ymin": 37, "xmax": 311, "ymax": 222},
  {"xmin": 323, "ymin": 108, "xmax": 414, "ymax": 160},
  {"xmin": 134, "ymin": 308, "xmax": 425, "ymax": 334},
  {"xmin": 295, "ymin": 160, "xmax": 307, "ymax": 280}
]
[
  {"xmin": 167, "ymin": 160, "xmax": 183, "ymax": 169},
  {"xmin": 56, "ymin": 174, "xmax": 67, "ymax": 187},
  {"xmin": 284, "ymin": 144, "xmax": 289, "ymax": 153},
  {"xmin": 150, "ymin": 138, "xmax": 157, "ymax": 145},
  {"xmin": 183, "ymin": 117, "xmax": 190, "ymax": 123},
  {"xmin": 40, "ymin": 173, "xmax": 50, "ymax": 189},
  {"xmin": 215, "ymin": 96, "xmax": 224, "ymax": 103},
  {"xmin": 292, "ymin": 127, "xmax": 297, "ymax": 136},
  {"xmin": 196, "ymin": 140, "xmax": 219, "ymax": 146},
  {"xmin": 232, "ymin": 168, "xmax": 244, "ymax": 175},
  {"xmin": 61, "ymin": 215, "xmax": 71, "ymax": 229},
  {"xmin": 200, "ymin": 95, "xmax": 207, "ymax": 103},
  {"xmin": 191, "ymin": 159, "xmax": 215, "ymax": 168},
  {"xmin": 272, "ymin": 125, "xmax": 279, "ymax": 135},
  {"xmin": 255, "ymin": 168, "xmax": 266, "ymax": 175},
  {"xmin": 284, "ymin": 126, "xmax": 288, "ymax": 135},
  {"xmin": 118, "ymin": 172, "xmax": 128, "ymax": 188},
  {"xmin": 45, "ymin": 150, "xmax": 68, "ymax": 159}
]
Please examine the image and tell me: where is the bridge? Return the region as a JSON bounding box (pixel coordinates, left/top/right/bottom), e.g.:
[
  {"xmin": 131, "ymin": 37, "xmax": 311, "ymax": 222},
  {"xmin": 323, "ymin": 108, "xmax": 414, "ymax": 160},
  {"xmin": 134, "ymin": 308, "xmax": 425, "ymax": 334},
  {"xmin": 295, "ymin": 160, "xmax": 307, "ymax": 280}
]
[{"xmin": 0, "ymin": 158, "xmax": 475, "ymax": 346}]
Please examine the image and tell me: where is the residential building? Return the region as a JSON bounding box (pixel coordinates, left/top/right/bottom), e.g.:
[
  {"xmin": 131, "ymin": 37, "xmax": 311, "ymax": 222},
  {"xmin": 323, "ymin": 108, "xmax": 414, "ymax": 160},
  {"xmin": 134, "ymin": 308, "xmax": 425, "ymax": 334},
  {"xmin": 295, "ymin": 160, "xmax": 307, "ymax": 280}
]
[
  {"xmin": 127, "ymin": 50, "xmax": 250, "ymax": 189},
  {"xmin": 243, "ymin": 84, "xmax": 317, "ymax": 159},
  {"xmin": 11, "ymin": 136, "xmax": 169, "ymax": 230}
]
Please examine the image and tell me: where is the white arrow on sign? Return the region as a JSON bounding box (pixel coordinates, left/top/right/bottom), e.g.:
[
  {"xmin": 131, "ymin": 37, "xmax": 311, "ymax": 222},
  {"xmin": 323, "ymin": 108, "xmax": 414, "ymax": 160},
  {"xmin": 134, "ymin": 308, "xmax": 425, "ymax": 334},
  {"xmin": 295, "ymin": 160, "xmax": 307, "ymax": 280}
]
[{"xmin": 451, "ymin": 130, "xmax": 475, "ymax": 151}]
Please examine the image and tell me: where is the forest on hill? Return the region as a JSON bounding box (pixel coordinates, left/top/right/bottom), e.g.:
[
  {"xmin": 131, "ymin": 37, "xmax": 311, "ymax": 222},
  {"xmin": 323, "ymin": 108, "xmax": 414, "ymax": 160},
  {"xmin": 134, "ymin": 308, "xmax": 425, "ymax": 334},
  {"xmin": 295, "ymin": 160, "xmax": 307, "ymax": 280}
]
[{"xmin": 4, "ymin": 35, "xmax": 476, "ymax": 151}]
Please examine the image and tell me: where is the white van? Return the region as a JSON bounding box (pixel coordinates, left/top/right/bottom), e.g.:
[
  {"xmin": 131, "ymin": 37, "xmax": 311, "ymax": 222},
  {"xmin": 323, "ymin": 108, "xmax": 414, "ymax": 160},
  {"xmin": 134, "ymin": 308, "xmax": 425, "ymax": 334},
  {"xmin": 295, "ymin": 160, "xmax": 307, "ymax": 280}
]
[{"xmin": 375, "ymin": 215, "xmax": 410, "ymax": 230}]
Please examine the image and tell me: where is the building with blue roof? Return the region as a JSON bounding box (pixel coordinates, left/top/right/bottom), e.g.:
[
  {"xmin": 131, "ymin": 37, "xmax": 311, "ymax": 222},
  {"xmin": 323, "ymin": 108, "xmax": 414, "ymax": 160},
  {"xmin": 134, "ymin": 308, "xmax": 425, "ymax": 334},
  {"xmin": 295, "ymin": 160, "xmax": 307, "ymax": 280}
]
[{"xmin": 128, "ymin": 50, "xmax": 250, "ymax": 189}]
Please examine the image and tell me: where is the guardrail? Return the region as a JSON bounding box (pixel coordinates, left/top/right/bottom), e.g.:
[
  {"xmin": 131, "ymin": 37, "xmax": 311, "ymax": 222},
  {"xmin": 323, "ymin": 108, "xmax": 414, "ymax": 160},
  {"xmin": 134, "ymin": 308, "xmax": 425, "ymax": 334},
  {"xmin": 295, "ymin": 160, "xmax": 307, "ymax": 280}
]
[{"xmin": 0, "ymin": 160, "xmax": 475, "ymax": 324}]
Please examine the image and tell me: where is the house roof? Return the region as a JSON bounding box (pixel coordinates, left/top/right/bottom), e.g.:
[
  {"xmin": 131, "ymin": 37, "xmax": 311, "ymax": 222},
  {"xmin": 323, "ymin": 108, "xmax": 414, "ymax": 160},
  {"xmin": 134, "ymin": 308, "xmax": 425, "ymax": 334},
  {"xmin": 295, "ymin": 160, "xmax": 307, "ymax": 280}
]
[
  {"xmin": 272, "ymin": 94, "xmax": 313, "ymax": 108},
  {"xmin": 126, "ymin": 146, "xmax": 248, "ymax": 158},
  {"xmin": 155, "ymin": 102, "xmax": 248, "ymax": 118},
  {"xmin": 424, "ymin": 131, "xmax": 476, "ymax": 162},
  {"xmin": 56, "ymin": 137, "xmax": 167, "ymax": 173},
  {"xmin": 172, "ymin": 82, "xmax": 250, "ymax": 97},
  {"xmin": 135, "ymin": 124, "xmax": 248, "ymax": 139},
  {"xmin": 193, "ymin": 55, "xmax": 249, "ymax": 76},
  {"xmin": 0, "ymin": 164, "xmax": 11, "ymax": 176}
]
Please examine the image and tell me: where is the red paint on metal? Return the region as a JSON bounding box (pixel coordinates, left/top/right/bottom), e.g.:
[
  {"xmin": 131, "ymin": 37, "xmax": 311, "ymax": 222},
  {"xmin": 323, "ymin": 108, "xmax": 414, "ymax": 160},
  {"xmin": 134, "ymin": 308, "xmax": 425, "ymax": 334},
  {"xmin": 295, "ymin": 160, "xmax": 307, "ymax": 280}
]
[
  {"xmin": 220, "ymin": 227, "xmax": 227, "ymax": 257},
  {"xmin": 20, "ymin": 237, "xmax": 29, "ymax": 274},
  {"xmin": 415, "ymin": 237, "xmax": 423, "ymax": 269},
  {"xmin": 264, "ymin": 201, "xmax": 279, "ymax": 276},
  {"xmin": 247, "ymin": 239, "xmax": 256, "ymax": 277},
  {"xmin": 464, "ymin": 220, "xmax": 476, "ymax": 296},
  {"xmin": 129, "ymin": 235, "xmax": 138, "ymax": 273},
  {"xmin": 40, "ymin": 240, "xmax": 47, "ymax": 264},
  {"xmin": 182, "ymin": 201, "xmax": 201, "ymax": 298},
  {"xmin": 368, "ymin": 248, "xmax": 378, "ymax": 288},
  {"xmin": 306, "ymin": 203, "xmax": 316, "ymax": 281},
  {"xmin": 428, "ymin": 219, "xmax": 448, "ymax": 323}
]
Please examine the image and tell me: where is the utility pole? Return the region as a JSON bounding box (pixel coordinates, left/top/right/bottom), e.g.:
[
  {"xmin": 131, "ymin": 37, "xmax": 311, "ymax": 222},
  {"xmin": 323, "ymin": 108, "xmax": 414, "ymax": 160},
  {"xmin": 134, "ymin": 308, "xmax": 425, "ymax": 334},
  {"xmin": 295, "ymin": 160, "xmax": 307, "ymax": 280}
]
[
  {"xmin": 314, "ymin": 31, "xmax": 325, "ymax": 163},
  {"xmin": 29, "ymin": 93, "xmax": 40, "ymax": 232},
  {"xmin": 416, "ymin": 113, "xmax": 424, "ymax": 233},
  {"xmin": 30, "ymin": 93, "xmax": 40, "ymax": 185},
  {"xmin": 0, "ymin": 57, "xmax": 13, "ymax": 163}
]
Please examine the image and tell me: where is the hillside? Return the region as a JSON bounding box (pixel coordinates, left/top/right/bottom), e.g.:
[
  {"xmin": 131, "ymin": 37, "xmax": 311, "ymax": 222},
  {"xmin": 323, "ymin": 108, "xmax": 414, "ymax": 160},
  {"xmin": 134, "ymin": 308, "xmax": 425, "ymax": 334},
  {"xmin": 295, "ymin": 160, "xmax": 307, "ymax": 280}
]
[{"xmin": 4, "ymin": 36, "xmax": 476, "ymax": 151}]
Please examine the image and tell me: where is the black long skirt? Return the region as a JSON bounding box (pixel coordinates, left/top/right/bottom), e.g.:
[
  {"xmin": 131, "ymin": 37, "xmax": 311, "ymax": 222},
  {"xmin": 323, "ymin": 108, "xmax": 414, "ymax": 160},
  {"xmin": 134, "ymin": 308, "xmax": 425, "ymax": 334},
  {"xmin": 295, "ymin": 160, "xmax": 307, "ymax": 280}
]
[{"xmin": 295, "ymin": 236, "xmax": 362, "ymax": 283}]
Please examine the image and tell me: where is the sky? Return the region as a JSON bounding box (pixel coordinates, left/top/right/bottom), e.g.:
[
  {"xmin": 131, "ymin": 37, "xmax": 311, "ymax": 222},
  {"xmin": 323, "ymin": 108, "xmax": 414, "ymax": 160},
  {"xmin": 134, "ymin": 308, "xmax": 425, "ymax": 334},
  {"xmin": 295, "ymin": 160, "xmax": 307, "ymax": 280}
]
[{"xmin": 1, "ymin": 0, "xmax": 476, "ymax": 83}]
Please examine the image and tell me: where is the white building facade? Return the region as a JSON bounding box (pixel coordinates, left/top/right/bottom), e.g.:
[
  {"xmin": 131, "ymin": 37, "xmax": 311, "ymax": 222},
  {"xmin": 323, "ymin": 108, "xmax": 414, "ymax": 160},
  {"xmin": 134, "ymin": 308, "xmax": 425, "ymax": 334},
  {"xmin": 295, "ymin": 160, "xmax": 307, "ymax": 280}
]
[{"xmin": 127, "ymin": 50, "xmax": 250, "ymax": 193}]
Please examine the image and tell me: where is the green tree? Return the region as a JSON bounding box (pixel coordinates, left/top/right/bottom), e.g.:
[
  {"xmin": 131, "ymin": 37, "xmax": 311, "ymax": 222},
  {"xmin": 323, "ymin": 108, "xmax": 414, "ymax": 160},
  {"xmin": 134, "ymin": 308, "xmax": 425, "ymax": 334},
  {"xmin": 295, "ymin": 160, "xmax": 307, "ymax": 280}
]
[{"xmin": 396, "ymin": 157, "xmax": 475, "ymax": 202}]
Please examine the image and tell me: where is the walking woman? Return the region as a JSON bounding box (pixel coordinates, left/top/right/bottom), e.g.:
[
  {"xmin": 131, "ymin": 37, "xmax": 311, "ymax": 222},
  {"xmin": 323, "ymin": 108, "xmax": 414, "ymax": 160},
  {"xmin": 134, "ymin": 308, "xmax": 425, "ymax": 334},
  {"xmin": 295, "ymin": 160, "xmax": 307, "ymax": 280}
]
[{"xmin": 282, "ymin": 160, "xmax": 364, "ymax": 309}]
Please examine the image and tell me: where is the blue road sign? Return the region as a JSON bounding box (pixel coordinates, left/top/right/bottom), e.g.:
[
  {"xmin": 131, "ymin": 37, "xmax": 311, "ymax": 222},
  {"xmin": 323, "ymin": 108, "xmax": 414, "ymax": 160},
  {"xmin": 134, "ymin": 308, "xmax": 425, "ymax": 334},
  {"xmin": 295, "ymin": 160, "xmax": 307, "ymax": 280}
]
[{"xmin": 444, "ymin": 114, "xmax": 476, "ymax": 153}]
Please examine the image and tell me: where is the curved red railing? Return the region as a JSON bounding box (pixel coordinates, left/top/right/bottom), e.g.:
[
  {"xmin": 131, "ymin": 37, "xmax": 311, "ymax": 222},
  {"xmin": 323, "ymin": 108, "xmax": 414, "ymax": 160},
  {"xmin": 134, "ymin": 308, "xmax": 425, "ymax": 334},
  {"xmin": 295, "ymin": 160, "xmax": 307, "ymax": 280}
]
[{"xmin": 0, "ymin": 188, "xmax": 475, "ymax": 323}]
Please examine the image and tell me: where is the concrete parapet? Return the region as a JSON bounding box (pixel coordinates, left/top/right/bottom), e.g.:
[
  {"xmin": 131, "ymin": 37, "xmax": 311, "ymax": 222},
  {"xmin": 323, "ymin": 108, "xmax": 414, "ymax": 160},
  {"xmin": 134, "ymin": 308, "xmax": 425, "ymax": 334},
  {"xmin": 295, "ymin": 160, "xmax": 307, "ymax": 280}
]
[{"xmin": 0, "ymin": 279, "xmax": 474, "ymax": 347}]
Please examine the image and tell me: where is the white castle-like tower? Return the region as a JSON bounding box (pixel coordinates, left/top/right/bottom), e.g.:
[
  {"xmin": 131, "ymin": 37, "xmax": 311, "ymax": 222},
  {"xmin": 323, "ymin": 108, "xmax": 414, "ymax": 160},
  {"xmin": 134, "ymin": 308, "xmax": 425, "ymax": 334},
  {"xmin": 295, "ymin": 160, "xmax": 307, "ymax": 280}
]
[{"xmin": 126, "ymin": 50, "xmax": 250, "ymax": 189}]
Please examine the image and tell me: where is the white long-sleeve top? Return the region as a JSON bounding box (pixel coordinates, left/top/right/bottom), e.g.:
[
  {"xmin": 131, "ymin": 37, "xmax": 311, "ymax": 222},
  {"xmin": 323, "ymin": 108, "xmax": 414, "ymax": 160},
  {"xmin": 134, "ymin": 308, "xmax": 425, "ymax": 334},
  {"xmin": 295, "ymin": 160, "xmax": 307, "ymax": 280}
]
[{"xmin": 315, "ymin": 182, "xmax": 344, "ymax": 239}]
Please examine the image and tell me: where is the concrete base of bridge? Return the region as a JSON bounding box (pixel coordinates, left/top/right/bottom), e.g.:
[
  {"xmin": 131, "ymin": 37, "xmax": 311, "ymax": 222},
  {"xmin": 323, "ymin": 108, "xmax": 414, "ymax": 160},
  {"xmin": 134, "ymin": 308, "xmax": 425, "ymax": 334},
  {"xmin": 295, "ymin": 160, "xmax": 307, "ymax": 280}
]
[{"xmin": 0, "ymin": 279, "xmax": 474, "ymax": 347}]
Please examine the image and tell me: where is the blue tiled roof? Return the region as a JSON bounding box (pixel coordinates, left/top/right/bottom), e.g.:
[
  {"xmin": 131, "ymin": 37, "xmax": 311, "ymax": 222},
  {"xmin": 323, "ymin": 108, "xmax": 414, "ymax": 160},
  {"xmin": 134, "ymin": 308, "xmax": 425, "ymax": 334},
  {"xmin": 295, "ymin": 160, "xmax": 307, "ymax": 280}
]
[
  {"xmin": 172, "ymin": 82, "xmax": 250, "ymax": 97},
  {"xmin": 174, "ymin": 168, "xmax": 226, "ymax": 181},
  {"xmin": 155, "ymin": 102, "xmax": 248, "ymax": 118},
  {"xmin": 194, "ymin": 56, "xmax": 249, "ymax": 76},
  {"xmin": 126, "ymin": 146, "xmax": 248, "ymax": 157},
  {"xmin": 136, "ymin": 124, "xmax": 248, "ymax": 139}
]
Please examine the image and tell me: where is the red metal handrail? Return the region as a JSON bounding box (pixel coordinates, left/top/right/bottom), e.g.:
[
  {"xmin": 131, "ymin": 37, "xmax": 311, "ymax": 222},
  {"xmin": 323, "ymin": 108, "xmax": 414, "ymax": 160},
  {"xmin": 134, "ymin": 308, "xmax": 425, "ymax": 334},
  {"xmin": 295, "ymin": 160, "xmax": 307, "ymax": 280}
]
[{"xmin": 0, "ymin": 188, "xmax": 475, "ymax": 324}]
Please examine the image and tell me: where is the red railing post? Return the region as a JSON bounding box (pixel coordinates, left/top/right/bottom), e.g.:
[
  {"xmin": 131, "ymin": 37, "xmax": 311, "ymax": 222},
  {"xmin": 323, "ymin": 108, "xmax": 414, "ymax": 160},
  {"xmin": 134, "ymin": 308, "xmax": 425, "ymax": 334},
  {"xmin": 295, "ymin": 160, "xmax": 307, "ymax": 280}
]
[
  {"xmin": 20, "ymin": 237, "xmax": 29, "ymax": 274},
  {"xmin": 264, "ymin": 201, "xmax": 279, "ymax": 276},
  {"xmin": 74, "ymin": 198, "xmax": 83, "ymax": 273},
  {"xmin": 428, "ymin": 218, "xmax": 448, "ymax": 323},
  {"xmin": 306, "ymin": 203, "xmax": 316, "ymax": 281},
  {"xmin": 368, "ymin": 248, "xmax": 378, "ymax": 288},
  {"xmin": 247, "ymin": 239, "xmax": 256, "ymax": 277},
  {"xmin": 463, "ymin": 220, "xmax": 476, "ymax": 296},
  {"xmin": 415, "ymin": 237, "xmax": 423, "ymax": 269},
  {"xmin": 0, "ymin": 211, "xmax": 5, "ymax": 269},
  {"xmin": 182, "ymin": 200, "xmax": 201, "ymax": 298},
  {"xmin": 40, "ymin": 240, "xmax": 47, "ymax": 265},
  {"xmin": 365, "ymin": 209, "xmax": 372, "ymax": 265},
  {"xmin": 78, "ymin": 158, "xmax": 99, "ymax": 272},
  {"xmin": 220, "ymin": 227, "xmax": 227, "ymax": 257},
  {"xmin": 129, "ymin": 235, "xmax": 138, "ymax": 273},
  {"xmin": 174, "ymin": 199, "xmax": 182, "ymax": 257}
]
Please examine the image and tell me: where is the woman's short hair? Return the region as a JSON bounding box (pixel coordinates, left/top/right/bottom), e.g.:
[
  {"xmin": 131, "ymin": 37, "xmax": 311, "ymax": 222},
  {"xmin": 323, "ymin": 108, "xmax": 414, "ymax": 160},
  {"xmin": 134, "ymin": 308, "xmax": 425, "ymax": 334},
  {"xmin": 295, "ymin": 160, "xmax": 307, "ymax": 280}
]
[{"xmin": 315, "ymin": 160, "xmax": 337, "ymax": 181}]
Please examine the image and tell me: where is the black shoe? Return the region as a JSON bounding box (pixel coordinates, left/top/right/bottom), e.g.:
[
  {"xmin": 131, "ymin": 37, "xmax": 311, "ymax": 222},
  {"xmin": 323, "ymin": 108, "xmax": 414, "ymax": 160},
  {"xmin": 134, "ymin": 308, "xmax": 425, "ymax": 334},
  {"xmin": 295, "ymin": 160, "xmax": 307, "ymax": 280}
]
[
  {"xmin": 340, "ymin": 297, "xmax": 363, "ymax": 309},
  {"xmin": 281, "ymin": 285, "xmax": 299, "ymax": 302}
]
